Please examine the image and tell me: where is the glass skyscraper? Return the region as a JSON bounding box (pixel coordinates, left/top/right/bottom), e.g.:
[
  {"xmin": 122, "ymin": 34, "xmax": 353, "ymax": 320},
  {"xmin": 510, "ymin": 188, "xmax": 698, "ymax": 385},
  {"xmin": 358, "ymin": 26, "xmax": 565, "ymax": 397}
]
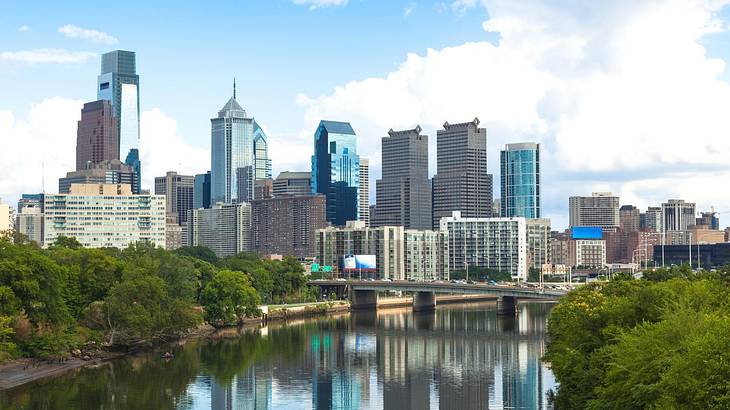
[
  {"xmin": 500, "ymin": 142, "xmax": 540, "ymax": 218},
  {"xmin": 211, "ymin": 82, "xmax": 268, "ymax": 204},
  {"xmin": 253, "ymin": 123, "xmax": 272, "ymax": 180},
  {"xmin": 97, "ymin": 50, "xmax": 141, "ymax": 192},
  {"xmin": 311, "ymin": 120, "xmax": 360, "ymax": 226}
]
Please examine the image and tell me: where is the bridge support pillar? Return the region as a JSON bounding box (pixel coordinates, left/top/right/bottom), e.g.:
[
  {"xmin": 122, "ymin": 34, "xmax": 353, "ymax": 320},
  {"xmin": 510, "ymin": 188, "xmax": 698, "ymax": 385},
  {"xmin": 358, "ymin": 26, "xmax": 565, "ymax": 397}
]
[
  {"xmin": 496, "ymin": 296, "xmax": 518, "ymax": 315},
  {"xmin": 413, "ymin": 292, "xmax": 436, "ymax": 312},
  {"xmin": 350, "ymin": 289, "xmax": 378, "ymax": 310}
]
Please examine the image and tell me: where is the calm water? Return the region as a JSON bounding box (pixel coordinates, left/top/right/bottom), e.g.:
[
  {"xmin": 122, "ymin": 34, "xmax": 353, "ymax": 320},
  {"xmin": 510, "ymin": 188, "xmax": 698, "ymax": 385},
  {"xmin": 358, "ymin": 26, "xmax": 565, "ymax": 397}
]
[{"xmin": 0, "ymin": 301, "xmax": 556, "ymax": 410}]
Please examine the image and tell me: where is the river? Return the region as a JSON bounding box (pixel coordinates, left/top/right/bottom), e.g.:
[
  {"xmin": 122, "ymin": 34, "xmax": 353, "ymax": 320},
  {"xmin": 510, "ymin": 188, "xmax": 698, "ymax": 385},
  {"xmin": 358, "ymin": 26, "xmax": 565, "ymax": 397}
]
[{"xmin": 0, "ymin": 301, "xmax": 557, "ymax": 409}]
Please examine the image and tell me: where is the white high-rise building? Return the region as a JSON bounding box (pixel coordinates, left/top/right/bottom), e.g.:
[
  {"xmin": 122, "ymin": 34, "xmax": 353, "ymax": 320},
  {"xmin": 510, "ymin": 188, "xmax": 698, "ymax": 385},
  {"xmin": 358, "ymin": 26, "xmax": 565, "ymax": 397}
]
[
  {"xmin": 569, "ymin": 192, "xmax": 619, "ymax": 230},
  {"xmin": 404, "ymin": 229, "xmax": 449, "ymax": 281},
  {"xmin": 439, "ymin": 212, "xmax": 528, "ymax": 281},
  {"xmin": 359, "ymin": 158, "xmax": 370, "ymax": 226},
  {"xmin": 662, "ymin": 199, "xmax": 696, "ymax": 232},
  {"xmin": 42, "ymin": 184, "xmax": 165, "ymax": 248},
  {"xmin": 187, "ymin": 202, "xmax": 251, "ymax": 258},
  {"xmin": 15, "ymin": 202, "xmax": 43, "ymax": 244}
]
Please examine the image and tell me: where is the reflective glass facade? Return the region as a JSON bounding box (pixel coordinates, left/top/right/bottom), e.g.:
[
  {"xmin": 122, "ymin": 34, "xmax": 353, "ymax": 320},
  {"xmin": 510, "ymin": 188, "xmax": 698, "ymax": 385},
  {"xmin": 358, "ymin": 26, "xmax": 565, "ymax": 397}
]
[
  {"xmin": 311, "ymin": 120, "xmax": 360, "ymax": 226},
  {"xmin": 500, "ymin": 143, "xmax": 540, "ymax": 218},
  {"xmin": 97, "ymin": 50, "xmax": 141, "ymax": 193},
  {"xmin": 211, "ymin": 94, "xmax": 255, "ymax": 204},
  {"xmin": 253, "ymin": 122, "xmax": 272, "ymax": 180}
]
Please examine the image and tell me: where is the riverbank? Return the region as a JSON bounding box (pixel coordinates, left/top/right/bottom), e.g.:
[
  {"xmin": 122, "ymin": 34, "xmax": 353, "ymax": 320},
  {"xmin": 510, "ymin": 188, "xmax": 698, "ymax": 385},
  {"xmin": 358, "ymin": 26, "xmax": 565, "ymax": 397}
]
[{"xmin": 0, "ymin": 294, "xmax": 499, "ymax": 390}]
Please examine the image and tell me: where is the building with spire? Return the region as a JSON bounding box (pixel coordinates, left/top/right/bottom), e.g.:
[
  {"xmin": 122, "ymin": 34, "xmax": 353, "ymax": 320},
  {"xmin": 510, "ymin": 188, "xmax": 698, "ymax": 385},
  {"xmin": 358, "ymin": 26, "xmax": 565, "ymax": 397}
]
[{"xmin": 210, "ymin": 80, "xmax": 269, "ymax": 204}]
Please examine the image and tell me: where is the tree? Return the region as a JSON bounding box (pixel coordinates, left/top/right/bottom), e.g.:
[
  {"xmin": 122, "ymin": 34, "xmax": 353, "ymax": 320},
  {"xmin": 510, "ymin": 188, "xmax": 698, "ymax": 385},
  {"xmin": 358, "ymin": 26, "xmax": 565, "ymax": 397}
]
[
  {"xmin": 200, "ymin": 270, "xmax": 260, "ymax": 326},
  {"xmin": 174, "ymin": 246, "xmax": 219, "ymax": 265}
]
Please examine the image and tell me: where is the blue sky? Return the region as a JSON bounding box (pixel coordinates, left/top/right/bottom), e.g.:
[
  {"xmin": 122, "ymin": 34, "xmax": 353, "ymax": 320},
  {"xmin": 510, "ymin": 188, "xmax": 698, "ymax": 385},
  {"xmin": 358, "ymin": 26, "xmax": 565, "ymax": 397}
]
[{"xmin": 4, "ymin": 0, "xmax": 730, "ymax": 229}]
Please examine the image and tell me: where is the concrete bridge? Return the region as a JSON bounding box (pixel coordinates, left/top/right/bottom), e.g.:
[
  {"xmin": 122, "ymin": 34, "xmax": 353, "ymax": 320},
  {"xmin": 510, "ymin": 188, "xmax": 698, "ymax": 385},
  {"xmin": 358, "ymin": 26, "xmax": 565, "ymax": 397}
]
[{"xmin": 309, "ymin": 280, "xmax": 567, "ymax": 315}]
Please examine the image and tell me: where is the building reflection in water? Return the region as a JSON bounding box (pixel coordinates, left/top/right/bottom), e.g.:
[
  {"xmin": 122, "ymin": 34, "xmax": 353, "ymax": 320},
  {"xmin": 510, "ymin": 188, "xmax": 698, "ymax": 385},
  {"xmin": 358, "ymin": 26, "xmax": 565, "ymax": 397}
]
[{"xmin": 199, "ymin": 301, "xmax": 555, "ymax": 410}]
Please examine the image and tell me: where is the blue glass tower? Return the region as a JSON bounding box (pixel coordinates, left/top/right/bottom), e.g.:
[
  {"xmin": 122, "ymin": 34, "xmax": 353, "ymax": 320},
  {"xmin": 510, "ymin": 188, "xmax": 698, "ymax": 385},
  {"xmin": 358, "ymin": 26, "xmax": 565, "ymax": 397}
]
[
  {"xmin": 500, "ymin": 142, "xmax": 540, "ymax": 218},
  {"xmin": 211, "ymin": 81, "xmax": 256, "ymax": 204},
  {"xmin": 97, "ymin": 50, "xmax": 141, "ymax": 193},
  {"xmin": 311, "ymin": 120, "xmax": 360, "ymax": 226}
]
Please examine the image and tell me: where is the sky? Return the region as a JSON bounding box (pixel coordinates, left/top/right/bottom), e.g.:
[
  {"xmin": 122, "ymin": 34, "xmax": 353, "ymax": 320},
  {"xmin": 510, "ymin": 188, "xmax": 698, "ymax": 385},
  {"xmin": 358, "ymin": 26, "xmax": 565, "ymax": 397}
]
[{"xmin": 3, "ymin": 0, "xmax": 730, "ymax": 230}]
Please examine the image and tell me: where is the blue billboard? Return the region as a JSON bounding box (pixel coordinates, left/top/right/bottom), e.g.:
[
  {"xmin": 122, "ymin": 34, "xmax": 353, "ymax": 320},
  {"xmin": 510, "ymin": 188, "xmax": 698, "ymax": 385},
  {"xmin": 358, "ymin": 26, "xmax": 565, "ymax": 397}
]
[
  {"xmin": 343, "ymin": 255, "xmax": 377, "ymax": 270},
  {"xmin": 572, "ymin": 226, "xmax": 603, "ymax": 240}
]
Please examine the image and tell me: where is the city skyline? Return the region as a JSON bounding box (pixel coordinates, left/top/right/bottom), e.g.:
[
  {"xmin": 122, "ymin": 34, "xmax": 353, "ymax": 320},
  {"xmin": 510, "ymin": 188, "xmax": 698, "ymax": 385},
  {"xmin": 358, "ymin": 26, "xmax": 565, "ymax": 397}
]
[{"xmin": 4, "ymin": 1, "xmax": 730, "ymax": 230}]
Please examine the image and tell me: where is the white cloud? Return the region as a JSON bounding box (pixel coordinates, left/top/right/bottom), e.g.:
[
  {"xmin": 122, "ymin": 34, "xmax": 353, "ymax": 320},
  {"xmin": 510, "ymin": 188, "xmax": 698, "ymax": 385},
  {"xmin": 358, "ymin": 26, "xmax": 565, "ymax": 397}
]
[
  {"xmin": 295, "ymin": 0, "xmax": 730, "ymax": 229},
  {"xmin": 58, "ymin": 24, "xmax": 118, "ymax": 44},
  {"xmin": 0, "ymin": 100, "xmax": 207, "ymax": 208},
  {"xmin": 18, "ymin": 25, "xmax": 30, "ymax": 32},
  {"xmin": 292, "ymin": 0, "xmax": 348, "ymax": 10},
  {"xmin": 404, "ymin": 3, "xmax": 416, "ymax": 17},
  {"xmin": 139, "ymin": 109, "xmax": 209, "ymax": 189},
  {"xmin": 0, "ymin": 49, "xmax": 96, "ymax": 64},
  {"xmin": 451, "ymin": 0, "xmax": 478, "ymax": 14},
  {"xmin": 0, "ymin": 98, "xmax": 83, "ymax": 206}
]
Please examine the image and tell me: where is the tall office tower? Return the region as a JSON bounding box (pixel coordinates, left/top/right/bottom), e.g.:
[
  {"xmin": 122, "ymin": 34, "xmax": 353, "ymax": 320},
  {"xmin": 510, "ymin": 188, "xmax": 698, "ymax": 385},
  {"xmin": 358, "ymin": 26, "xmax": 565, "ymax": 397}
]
[
  {"xmin": 696, "ymin": 211, "xmax": 720, "ymax": 230},
  {"xmin": 187, "ymin": 202, "xmax": 251, "ymax": 258},
  {"xmin": 662, "ymin": 199, "xmax": 696, "ymax": 232},
  {"xmin": 432, "ymin": 118, "xmax": 493, "ymax": 229},
  {"xmin": 273, "ymin": 171, "xmax": 312, "ymax": 197},
  {"xmin": 251, "ymin": 194, "xmax": 327, "ymax": 258},
  {"xmin": 374, "ymin": 126, "xmax": 432, "ymax": 230},
  {"xmin": 43, "ymin": 184, "xmax": 165, "ymax": 249},
  {"xmin": 311, "ymin": 120, "xmax": 360, "ymax": 226},
  {"xmin": 210, "ymin": 82, "xmax": 263, "ymax": 204},
  {"xmin": 619, "ymin": 205, "xmax": 640, "ymax": 232},
  {"xmin": 641, "ymin": 206, "xmax": 663, "ymax": 232},
  {"xmin": 253, "ymin": 123, "xmax": 272, "ymax": 180},
  {"xmin": 193, "ymin": 171, "xmax": 211, "ymax": 209},
  {"xmin": 500, "ymin": 142, "xmax": 540, "ymax": 218},
  {"xmin": 97, "ymin": 50, "xmax": 141, "ymax": 192},
  {"xmin": 75, "ymin": 100, "xmax": 118, "ymax": 170},
  {"xmin": 154, "ymin": 171, "xmax": 194, "ymax": 224},
  {"xmin": 359, "ymin": 158, "xmax": 369, "ymax": 226},
  {"xmin": 568, "ymin": 192, "xmax": 620, "ymax": 230},
  {"xmin": 59, "ymin": 159, "xmax": 138, "ymax": 194}
]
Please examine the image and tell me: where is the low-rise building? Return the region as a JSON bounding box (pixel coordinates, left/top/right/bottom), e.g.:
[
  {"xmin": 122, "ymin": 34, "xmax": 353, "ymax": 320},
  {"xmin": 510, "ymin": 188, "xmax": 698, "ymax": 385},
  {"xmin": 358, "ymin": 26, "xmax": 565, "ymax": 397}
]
[
  {"xmin": 187, "ymin": 202, "xmax": 251, "ymax": 258},
  {"xmin": 439, "ymin": 212, "xmax": 528, "ymax": 281},
  {"xmin": 42, "ymin": 184, "xmax": 165, "ymax": 248}
]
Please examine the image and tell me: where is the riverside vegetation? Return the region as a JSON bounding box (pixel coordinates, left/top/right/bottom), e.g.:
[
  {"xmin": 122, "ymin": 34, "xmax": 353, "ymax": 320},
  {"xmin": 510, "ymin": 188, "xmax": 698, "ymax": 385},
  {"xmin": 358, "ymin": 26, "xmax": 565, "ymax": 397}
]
[
  {"xmin": 0, "ymin": 235, "xmax": 316, "ymax": 363},
  {"xmin": 545, "ymin": 264, "xmax": 730, "ymax": 409}
]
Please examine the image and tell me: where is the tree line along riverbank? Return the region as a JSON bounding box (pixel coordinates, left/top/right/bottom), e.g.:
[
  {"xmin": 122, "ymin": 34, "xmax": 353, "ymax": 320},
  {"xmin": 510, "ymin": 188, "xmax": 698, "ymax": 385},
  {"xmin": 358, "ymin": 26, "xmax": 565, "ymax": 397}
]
[
  {"xmin": 544, "ymin": 265, "xmax": 730, "ymax": 409},
  {"xmin": 0, "ymin": 235, "xmax": 319, "ymax": 365}
]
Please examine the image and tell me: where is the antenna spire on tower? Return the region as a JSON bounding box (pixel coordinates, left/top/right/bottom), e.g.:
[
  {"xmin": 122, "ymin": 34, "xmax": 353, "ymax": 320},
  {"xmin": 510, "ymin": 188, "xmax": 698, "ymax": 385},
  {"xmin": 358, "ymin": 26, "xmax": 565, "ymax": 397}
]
[{"xmin": 233, "ymin": 77, "xmax": 236, "ymax": 100}]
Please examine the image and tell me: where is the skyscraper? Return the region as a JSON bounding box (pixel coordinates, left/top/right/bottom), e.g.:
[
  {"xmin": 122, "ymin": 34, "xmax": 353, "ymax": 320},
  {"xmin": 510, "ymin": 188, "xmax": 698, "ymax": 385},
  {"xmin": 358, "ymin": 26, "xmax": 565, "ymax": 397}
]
[
  {"xmin": 432, "ymin": 118, "xmax": 493, "ymax": 229},
  {"xmin": 210, "ymin": 81, "xmax": 261, "ymax": 204},
  {"xmin": 193, "ymin": 171, "xmax": 211, "ymax": 209},
  {"xmin": 374, "ymin": 126, "xmax": 432, "ymax": 230},
  {"xmin": 154, "ymin": 171, "xmax": 194, "ymax": 224},
  {"xmin": 359, "ymin": 158, "xmax": 370, "ymax": 226},
  {"xmin": 619, "ymin": 205, "xmax": 640, "ymax": 232},
  {"xmin": 97, "ymin": 50, "xmax": 141, "ymax": 192},
  {"xmin": 568, "ymin": 192, "xmax": 620, "ymax": 230},
  {"xmin": 253, "ymin": 123, "xmax": 271, "ymax": 180},
  {"xmin": 75, "ymin": 100, "xmax": 118, "ymax": 171},
  {"xmin": 311, "ymin": 120, "xmax": 360, "ymax": 226},
  {"xmin": 59, "ymin": 159, "xmax": 137, "ymax": 194},
  {"xmin": 662, "ymin": 199, "xmax": 696, "ymax": 232},
  {"xmin": 187, "ymin": 202, "xmax": 251, "ymax": 258},
  {"xmin": 500, "ymin": 142, "xmax": 540, "ymax": 218}
]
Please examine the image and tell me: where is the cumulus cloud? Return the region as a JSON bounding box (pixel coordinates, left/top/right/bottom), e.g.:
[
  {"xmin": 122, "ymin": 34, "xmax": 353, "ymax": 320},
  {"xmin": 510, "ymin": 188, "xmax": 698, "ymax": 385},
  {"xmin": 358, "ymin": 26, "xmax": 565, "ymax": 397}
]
[
  {"xmin": 0, "ymin": 100, "xmax": 207, "ymax": 208},
  {"xmin": 139, "ymin": 109, "xmax": 209, "ymax": 189},
  {"xmin": 0, "ymin": 98, "xmax": 83, "ymax": 205},
  {"xmin": 58, "ymin": 24, "xmax": 118, "ymax": 44},
  {"xmin": 295, "ymin": 0, "xmax": 730, "ymax": 228},
  {"xmin": 292, "ymin": 0, "xmax": 348, "ymax": 10},
  {"xmin": 0, "ymin": 49, "xmax": 96, "ymax": 64}
]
